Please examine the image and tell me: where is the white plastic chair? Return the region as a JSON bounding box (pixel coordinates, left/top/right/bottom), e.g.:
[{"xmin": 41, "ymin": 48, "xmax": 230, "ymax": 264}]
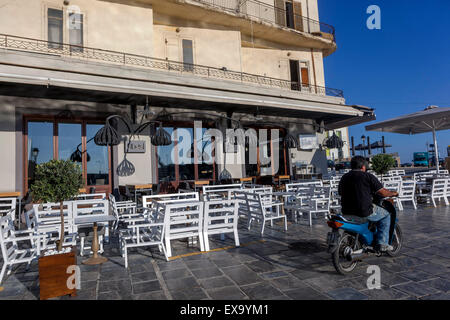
[
  {"xmin": 32, "ymin": 202, "xmax": 74, "ymax": 235},
  {"xmin": 72, "ymin": 199, "xmax": 109, "ymax": 256},
  {"xmin": 202, "ymin": 199, "xmax": 240, "ymax": 251},
  {"xmin": 109, "ymin": 194, "xmax": 140, "ymax": 232},
  {"xmin": 24, "ymin": 208, "xmax": 76, "ymax": 252},
  {"xmin": 295, "ymin": 187, "xmax": 331, "ymax": 226},
  {"xmin": 163, "ymin": 201, "xmax": 205, "ymax": 258},
  {"xmin": 202, "ymin": 184, "xmax": 243, "ymax": 201},
  {"xmin": 0, "ymin": 211, "xmax": 41, "ymax": 284},
  {"xmin": 0, "ymin": 198, "xmax": 17, "ymax": 223},
  {"xmin": 420, "ymin": 179, "xmax": 448, "ymax": 207},
  {"xmin": 395, "ymin": 180, "xmax": 417, "ymax": 210},
  {"xmin": 119, "ymin": 202, "xmax": 168, "ymax": 268},
  {"xmin": 240, "ymin": 191, "xmax": 287, "ymax": 236},
  {"xmin": 142, "ymin": 192, "xmax": 199, "ymax": 208}
]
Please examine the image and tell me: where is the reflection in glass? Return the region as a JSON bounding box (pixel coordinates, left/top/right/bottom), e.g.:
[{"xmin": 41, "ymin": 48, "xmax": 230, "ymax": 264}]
[
  {"xmin": 178, "ymin": 128, "xmax": 195, "ymax": 181},
  {"xmin": 197, "ymin": 127, "xmax": 214, "ymax": 180},
  {"xmin": 157, "ymin": 127, "xmax": 176, "ymax": 182},
  {"xmin": 27, "ymin": 122, "xmax": 54, "ymax": 188},
  {"xmin": 58, "ymin": 123, "xmax": 82, "ymax": 161},
  {"xmin": 86, "ymin": 124, "xmax": 109, "ymax": 186}
]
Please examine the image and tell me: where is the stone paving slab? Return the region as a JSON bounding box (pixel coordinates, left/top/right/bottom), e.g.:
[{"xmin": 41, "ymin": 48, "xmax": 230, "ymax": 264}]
[{"xmin": 1, "ymin": 204, "xmax": 449, "ymax": 300}]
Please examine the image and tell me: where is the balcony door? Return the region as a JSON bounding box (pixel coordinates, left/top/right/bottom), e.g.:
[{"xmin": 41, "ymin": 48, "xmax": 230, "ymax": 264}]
[{"xmin": 24, "ymin": 118, "xmax": 111, "ymax": 195}]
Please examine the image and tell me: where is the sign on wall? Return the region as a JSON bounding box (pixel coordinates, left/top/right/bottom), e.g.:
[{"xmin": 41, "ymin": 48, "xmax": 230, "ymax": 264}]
[
  {"xmin": 299, "ymin": 134, "xmax": 319, "ymax": 150},
  {"xmin": 125, "ymin": 140, "xmax": 146, "ymax": 153}
]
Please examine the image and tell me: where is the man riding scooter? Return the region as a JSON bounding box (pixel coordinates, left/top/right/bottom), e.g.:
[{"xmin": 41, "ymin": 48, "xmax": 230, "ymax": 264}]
[{"xmin": 338, "ymin": 156, "xmax": 399, "ymax": 252}]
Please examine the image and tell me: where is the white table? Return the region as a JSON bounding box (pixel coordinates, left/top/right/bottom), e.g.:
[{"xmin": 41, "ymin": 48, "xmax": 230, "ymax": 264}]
[{"xmin": 74, "ymin": 215, "xmax": 116, "ymax": 265}]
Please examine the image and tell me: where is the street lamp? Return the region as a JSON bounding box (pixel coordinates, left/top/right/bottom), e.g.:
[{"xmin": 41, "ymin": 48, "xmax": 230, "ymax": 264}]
[
  {"xmin": 361, "ymin": 135, "xmax": 366, "ymax": 157},
  {"xmin": 31, "ymin": 148, "xmax": 39, "ymax": 162}
]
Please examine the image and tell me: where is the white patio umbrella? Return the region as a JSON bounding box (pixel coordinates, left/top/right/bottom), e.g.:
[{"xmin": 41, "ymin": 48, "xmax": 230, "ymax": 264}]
[{"xmin": 365, "ymin": 106, "xmax": 450, "ymax": 171}]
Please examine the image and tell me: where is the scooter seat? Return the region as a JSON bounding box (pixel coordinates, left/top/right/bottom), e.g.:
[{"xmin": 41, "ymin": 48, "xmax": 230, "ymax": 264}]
[{"xmin": 341, "ymin": 215, "xmax": 369, "ymax": 224}]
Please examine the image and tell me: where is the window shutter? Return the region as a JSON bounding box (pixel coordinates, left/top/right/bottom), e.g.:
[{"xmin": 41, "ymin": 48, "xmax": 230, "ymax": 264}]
[
  {"xmin": 274, "ymin": 0, "xmax": 286, "ymax": 26},
  {"xmin": 293, "ymin": 1, "xmax": 304, "ymax": 32},
  {"xmin": 301, "ymin": 67, "xmax": 309, "ymax": 86}
]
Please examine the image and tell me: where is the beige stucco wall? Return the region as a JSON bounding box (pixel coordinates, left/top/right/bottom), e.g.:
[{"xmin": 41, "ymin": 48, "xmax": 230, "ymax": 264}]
[
  {"xmin": 0, "ymin": 103, "xmax": 16, "ymax": 192},
  {"xmin": 0, "ymin": 0, "xmax": 154, "ymax": 56},
  {"xmin": 241, "ymin": 47, "xmax": 325, "ymax": 87},
  {"xmin": 153, "ymin": 25, "xmax": 242, "ymax": 72}
]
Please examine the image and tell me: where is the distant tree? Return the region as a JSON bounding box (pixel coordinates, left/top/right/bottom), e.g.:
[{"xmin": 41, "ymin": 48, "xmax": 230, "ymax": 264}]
[
  {"xmin": 31, "ymin": 160, "xmax": 83, "ymax": 252},
  {"xmin": 371, "ymin": 154, "xmax": 396, "ymax": 177}
]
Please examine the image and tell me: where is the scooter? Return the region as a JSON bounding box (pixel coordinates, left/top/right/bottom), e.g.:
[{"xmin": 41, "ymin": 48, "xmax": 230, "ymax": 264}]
[{"xmin": 326, "ymin": 199, "xmax": 403, "ymax": 275}]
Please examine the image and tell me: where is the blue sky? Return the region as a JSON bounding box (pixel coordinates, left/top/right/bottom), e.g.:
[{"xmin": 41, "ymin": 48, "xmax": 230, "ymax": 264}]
[{"xmin": 318, "ymin": 0, "xmax": 450, "ymax": 162}]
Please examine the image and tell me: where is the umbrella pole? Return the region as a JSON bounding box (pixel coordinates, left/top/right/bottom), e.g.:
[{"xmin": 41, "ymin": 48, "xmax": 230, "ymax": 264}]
[{"xmin": 432, "ymin": 127, "xmax": 439, "ymax": 172}]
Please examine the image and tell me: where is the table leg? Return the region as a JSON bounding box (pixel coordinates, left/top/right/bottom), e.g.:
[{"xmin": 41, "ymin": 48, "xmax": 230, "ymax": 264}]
[{"xmin": 82, "ymin": 222, "xmax": 108, "ymax": 265}]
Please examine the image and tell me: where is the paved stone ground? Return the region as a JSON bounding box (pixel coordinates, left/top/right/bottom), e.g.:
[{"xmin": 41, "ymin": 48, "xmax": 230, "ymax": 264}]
[{"xmin": 1, "ymin": 202, "xmax": 450, "ymax": 300}]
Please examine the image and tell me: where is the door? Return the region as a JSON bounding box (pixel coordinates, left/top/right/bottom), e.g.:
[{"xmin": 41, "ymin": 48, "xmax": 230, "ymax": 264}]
[
  {"xmin": 285, "ymin": 1, "xmax": 295, "ymax": 28},
  {"xmin": 289, "ymin": 60, "xmax": 300, "ymax": 91}
]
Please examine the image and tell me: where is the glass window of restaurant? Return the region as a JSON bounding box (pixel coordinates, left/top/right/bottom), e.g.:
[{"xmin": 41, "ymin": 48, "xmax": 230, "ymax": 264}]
[
  {"xmin": 244, "ymin": 128, "xmax": 287, "ymax": 177},
  {"xmin": 156, "ymin": 122, "xmax": 215, "ymax": 184},
  {"xmin": 25, "ymin": 118, "xmax": 111, "ymax": 194}
]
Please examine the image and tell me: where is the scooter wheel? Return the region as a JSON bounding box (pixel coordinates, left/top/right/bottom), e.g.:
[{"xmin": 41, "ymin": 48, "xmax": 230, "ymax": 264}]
[
  {"xmin": 386, "ymin": 224, "xmax": 403, "ymax": 257},
  {"xmin": 332, "ymin": 233, "xmax": 360, "ymax": 275}
]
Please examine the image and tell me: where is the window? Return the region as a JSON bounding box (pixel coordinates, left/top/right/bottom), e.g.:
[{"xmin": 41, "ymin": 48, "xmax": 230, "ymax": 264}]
[
  {"xmin": 244, "ymin": 128, "xmax": 287, "ymax": 177},
  {"xmin": 48, "ymin": 8, "xmax": 63, "ymax": 48},
  {"xmin": 156, "ymin": 123, "xmax": 216, "ymax": 184},
  {"xmin": 69, "ymin": 12, "xmax": 84, "ymax": 52},
  {"xmin": 182, "ymin": 39, "xmax": 194, "ymax": 72},
  {"xmin": 25, "ymin": 119, "xmax": 110, "ymax": 193},
  {"xmin": 47, "ymin": 8, "xmax": 84, "ymax": 50}
]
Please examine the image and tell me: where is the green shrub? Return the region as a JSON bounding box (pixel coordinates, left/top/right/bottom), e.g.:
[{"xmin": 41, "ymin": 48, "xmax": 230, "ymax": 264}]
[
  {"xmin": 31, "ymin": 159, "xmax": 83, "ymax": 252},
  {"xmin": 371, "ymin": 154, "xmax": 396, "ymax": 176}
]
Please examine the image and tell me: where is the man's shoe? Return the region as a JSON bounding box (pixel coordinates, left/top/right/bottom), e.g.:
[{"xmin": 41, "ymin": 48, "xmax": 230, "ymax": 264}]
[{"xmin": 378, "ymin": 244, "xmax": 393, "ymax": 252}]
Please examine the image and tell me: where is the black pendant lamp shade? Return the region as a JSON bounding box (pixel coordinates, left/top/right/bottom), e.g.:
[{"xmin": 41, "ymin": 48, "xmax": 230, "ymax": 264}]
[
  {"xmin": 219, "ymin": 167, "xmax": 232, "ymax": 181},
  {"xmin": 151, "ymin": 123, "xmax": 172, "ymax": 146},
  {"xmin": 117, "ymin": 158, "xmax": 135, "ymax": 177},
  {"xmin": 324, "ymin": 131, "xmax": 344, "ymax": 149},
  {"xmin": 94, "ymin": 122, "xmax": 121, "ymax": 146}
]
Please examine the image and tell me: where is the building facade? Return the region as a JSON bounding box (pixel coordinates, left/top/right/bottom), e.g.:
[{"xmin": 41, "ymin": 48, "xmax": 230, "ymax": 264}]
[
  {"xmin": 0, "ymin": 0, "xmax": 374, "ymax": 196},
  {"xmin": 325, "ymin": 128, "xmax": 351, "ymax": 162}
]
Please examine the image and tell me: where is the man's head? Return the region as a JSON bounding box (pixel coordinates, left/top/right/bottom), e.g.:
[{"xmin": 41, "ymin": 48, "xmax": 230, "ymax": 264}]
[{"xmin": 351, "ymin": 156, "xmax": 369, "ymax": 172}]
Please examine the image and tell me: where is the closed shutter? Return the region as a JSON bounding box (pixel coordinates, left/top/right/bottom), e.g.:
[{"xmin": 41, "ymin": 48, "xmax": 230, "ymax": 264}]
[
  {"xmin": 165, "ymin": 37, "xmax": 179, "ymax": 71},
  {"xmin": 293, "ymin": 1, "xmax": 303, "ymax": 32},
  {"xmin": 274, "ymin": 0, "xmax": 286, "ymax": 27},
  {"xmin": 165, "ymin": 37, "xmax": 179, "ymax": 61}
]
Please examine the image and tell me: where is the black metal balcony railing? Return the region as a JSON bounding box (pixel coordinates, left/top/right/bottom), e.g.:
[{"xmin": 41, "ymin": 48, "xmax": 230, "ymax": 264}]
[
  {"xmin": 0, "ymin": 34, "xmax": 344, "ymax": 98},
  {"xmin": 190, "ymin": 0, "xmax": 336, "ymax": 42}
]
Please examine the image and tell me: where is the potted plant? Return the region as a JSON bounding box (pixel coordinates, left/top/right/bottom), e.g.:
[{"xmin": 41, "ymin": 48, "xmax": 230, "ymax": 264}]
[
  {"xmin": 371, "ymin": 154, "xmax": 396, "ymax": 179},
  {"xmin": 30, "ymin": 159, "xmax": 83, "ymax": 300}
]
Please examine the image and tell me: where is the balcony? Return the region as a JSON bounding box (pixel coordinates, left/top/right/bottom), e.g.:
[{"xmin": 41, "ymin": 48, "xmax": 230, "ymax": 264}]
[
  {"xmin": 0, "ymin": 34, "xmax": 343, "ymax": 98},
  {"xmin": 187, "ymin": 0, "xmax": 336, "ymax": 42}
]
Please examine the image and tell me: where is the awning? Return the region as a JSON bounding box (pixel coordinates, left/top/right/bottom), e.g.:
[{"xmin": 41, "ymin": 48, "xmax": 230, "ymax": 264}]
[{"xmin": 366, "ymin": 106, "xmax": 450, "ymax": 170}]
